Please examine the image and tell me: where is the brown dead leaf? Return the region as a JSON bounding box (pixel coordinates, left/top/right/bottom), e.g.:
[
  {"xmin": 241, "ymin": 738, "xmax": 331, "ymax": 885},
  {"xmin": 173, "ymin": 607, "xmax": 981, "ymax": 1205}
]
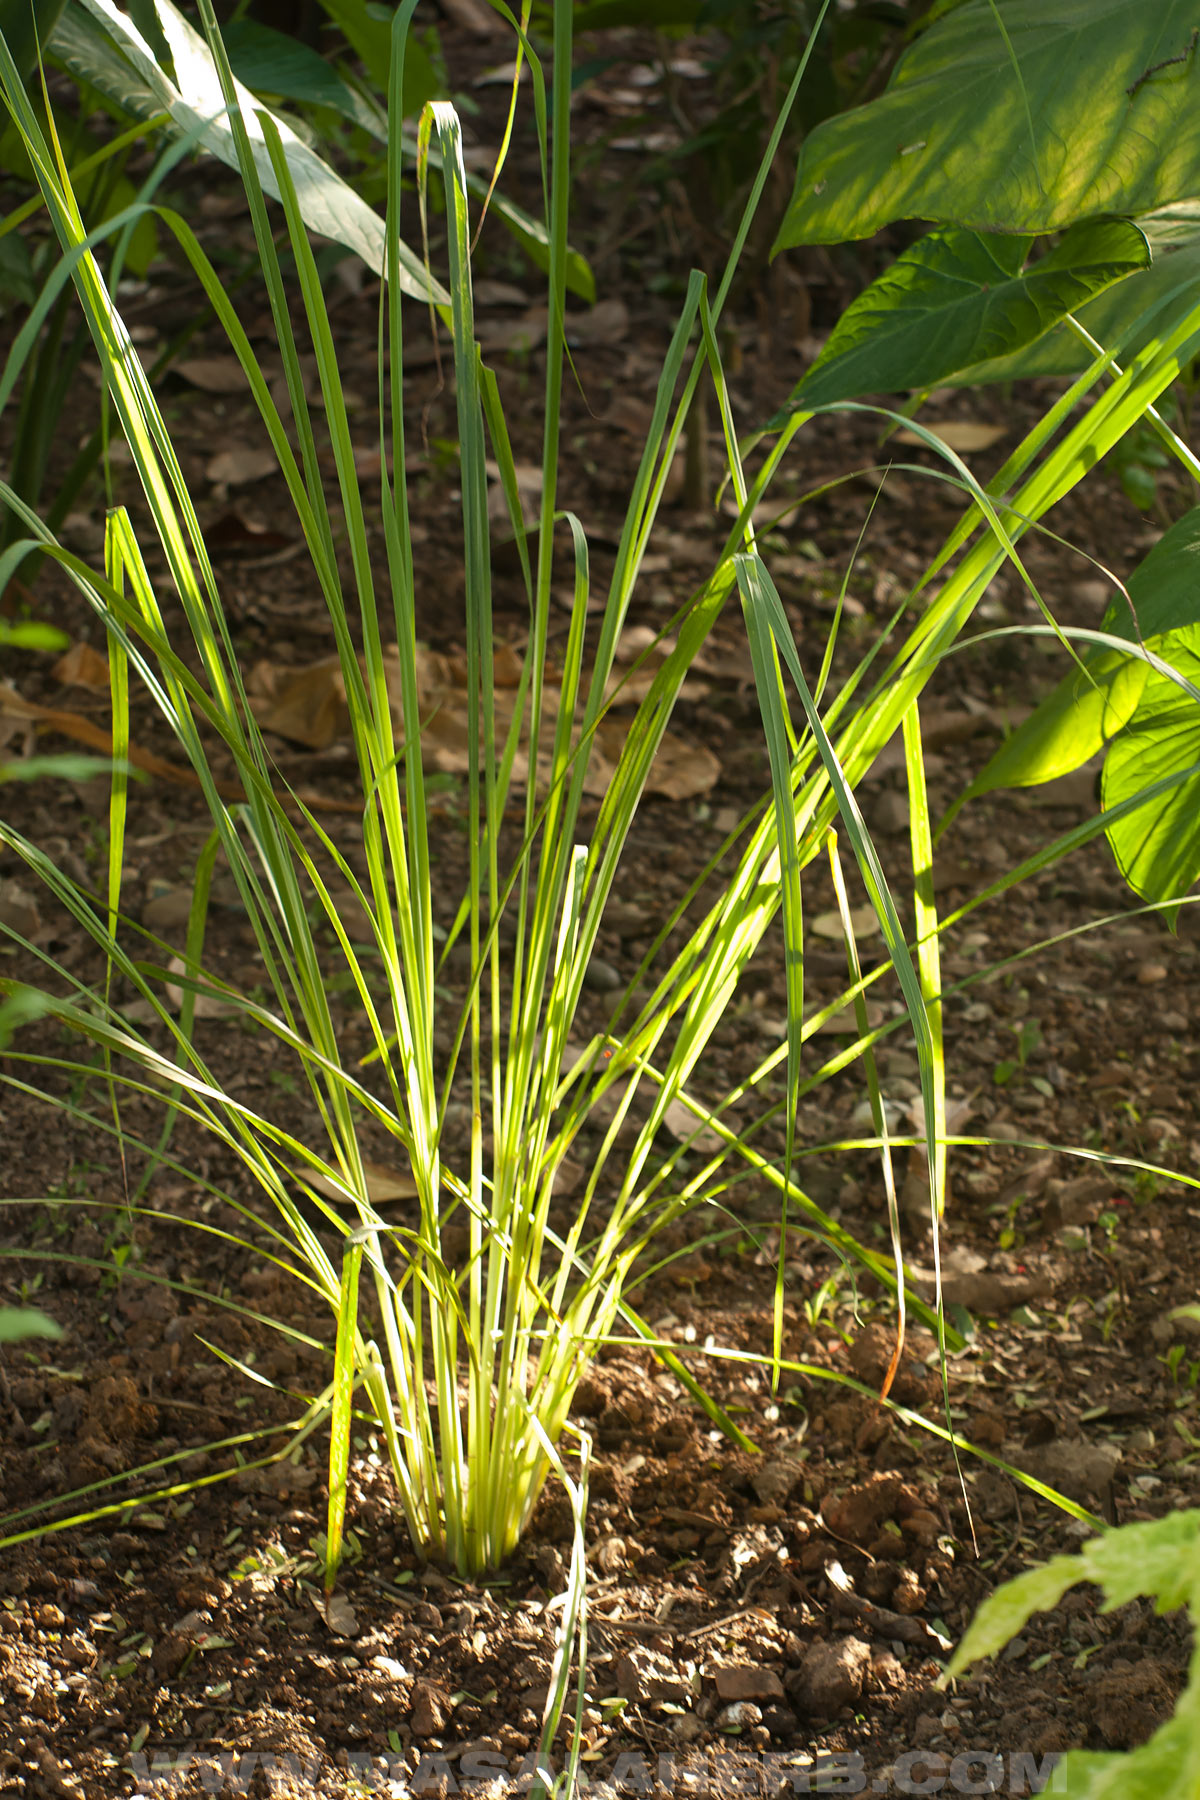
[
  {"xmin": 812, "ymin": 1001, "xmax": 887, "ymax": 1036},
  {"xmin": 295, "ymin": 1161, "xmax": 419, "ymax": 1205},
  {"xmin": 248, "ymin": 656, "xmax": 348, "ymax": 750},
  {"xmin": 51, "ymin": 642, "xmax": 111, "ymax": 691},
  {"xmin": 206, "ymin": 444, "xmax": 279, "ymax": 487},
  {"xmin": 565, "ymin": 299, "xmax": 629, "ymax": 346},
  {"xmin": 474, "ymin": 58, "xmax": 528, "ymax": 87},
  {"xmin": 206, "ymin": 511, "xmax": 292, "ymax": 555},
  {"xmin": 661, "ymin": 1096, "xmax": 723, "ymax": 1153},
  {"xmin": 478, "ymin": 308, "xmax": 546, "ymax": 355},
  {"xmin": 896, "ymin": 421, "xmax": 1006, "ymax": 452},
  {"xmin": 441, "ymin": 0, "xmax": 504, "ymax": 33},
  {"xmin": 316, "ymin": 1590, "xmax": 359, "ymax": 1637},
  {"xmin": 921, "ymin": 708, "xmax": 1001, "ymax": 750},
  {"xmin": 164, "ymin": 956, "xmax": 240, "ymax": 1019},
  {"xmin": 589, "ymin": 717, "xmax": 720, "ymax": 801},
  {"xmin": 0, "ymin": 880, "xmax": 41, "ymax": 938},
  {"xmin": 810, "ymin": 906, "xmax": 881, "ymax": 942},
  {"xmin": 473, "ymin": 279, "xmax": 531, "ymax": 308},
  {"xmin": 643, "ymin": 731, "xmax": 720, "ymax": 800},
  {"xmin": 173, "ymin": 356, "xmax": 248, "ymax": 394},
  {"xmin": 551, "ymin": 1157, "xmax": 585, "ymax": 1199},
  {"xmin": 485, "ymin": 458, "xmax": 542, "ymax": 527}
]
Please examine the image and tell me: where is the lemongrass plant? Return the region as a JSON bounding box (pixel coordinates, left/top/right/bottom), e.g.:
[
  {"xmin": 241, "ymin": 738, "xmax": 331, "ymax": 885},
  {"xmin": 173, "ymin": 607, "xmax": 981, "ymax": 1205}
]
[{"xmin": 5, "ymin": 0, "xmax": 1200, "ymax": 1611}]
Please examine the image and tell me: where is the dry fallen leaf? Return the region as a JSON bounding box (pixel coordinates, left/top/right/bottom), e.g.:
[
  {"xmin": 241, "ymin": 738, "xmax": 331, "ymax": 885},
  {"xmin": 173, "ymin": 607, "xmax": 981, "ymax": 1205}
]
[
  {"xmin": 206, "ymin": 444, "xmax": 279, "ymax": 487},
  {"xmin": 896, "ymin": 420, "xmax": 1006, "ymax": 452},
  {"xmin": 485, "ymin": 457, "xmax": 542, "ymax": 526},
  {"xmin": 173, "ymin": 356, "xmax": 248, "ymax": 394},
  {"xmin": 474, "ymin": 278, "xmax": 532, "ymax": 308},
  {"xmin": 206, "ymin": 511, "xmax": 293, "ymax": 556},
  {"xmin": 591, "ymin": 717, "xmax": 720, "ymax": 801},
  {"xmin": 0, "ymin": 880, "xmax": 41, "ymax": 939},
  {"xmin": 51, "ymin": 642, "xmax": 111, "ymax": 691},
  {"xmin": 478, "ymin": 307, "xmax": 546, "ymax": 355},
  {"xmin": 316, "ymin": 1590, "xmax": 359, "ymax": 1638},
  {"xmin": 474, "ymin": 58, "xmax": 529, "ymax": 87},
  {"xmin": 164, "ymin": 956, "xmax": 240, "ymax": 1019},
  {"xmin": 246, "ymin": 642, "xmax": 718, "ymax": 802},
  {"xmin": 810, "ymin": 906, "xmax": 881, "ymax": 942},
  {"xmin": 565, "ymin": 298, "xmax": 629, "ymax": 347},
  {"xmin": 441, "ymin": 0, "xmax": 504, "ymax": 34},
  {"xmin": 294, "ymin": 1161, "xmax": 419, "ymax": 1206},
  {"xmin": 812, "ymin": 1001, "xmax": 887, "ymax": 1036},
  {"xmin": 248, "ymin": 656, "xmax": 348, "ymax": 751},
  {"xmin": 920, "ymin": 707, "xmax": 1000, "ymax": 750},
  {"xmin": 661, "ymin": 1096, "xmax": 724, "ymax": 1153},
  {"xmin": 642, "ymin": 732, "xmax": 721, "ymax": 801}
]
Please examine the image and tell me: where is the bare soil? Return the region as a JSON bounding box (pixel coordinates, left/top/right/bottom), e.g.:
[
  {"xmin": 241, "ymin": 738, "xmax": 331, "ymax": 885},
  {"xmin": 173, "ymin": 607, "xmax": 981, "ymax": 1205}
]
[{"xmin": 2, "ymin": 17, "xmax": 1199, "ymax": 1798}]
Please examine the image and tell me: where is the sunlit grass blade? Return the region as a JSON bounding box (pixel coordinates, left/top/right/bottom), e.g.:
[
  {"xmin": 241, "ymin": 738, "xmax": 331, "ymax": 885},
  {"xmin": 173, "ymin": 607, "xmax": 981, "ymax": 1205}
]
[
  {"xmin": 325, "ymin": 1233, "xmax": 364, "ymax": 1594},
  {"xmin": 902, "ymin": 700, "xmax": 946, "ymax": 1225},
  {"xmin": 826, "ymin": 829, "xmax": 905, "ymax": 1401}
]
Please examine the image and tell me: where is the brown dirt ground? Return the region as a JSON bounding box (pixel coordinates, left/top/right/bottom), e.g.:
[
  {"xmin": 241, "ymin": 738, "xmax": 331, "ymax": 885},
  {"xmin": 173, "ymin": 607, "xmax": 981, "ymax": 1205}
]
[{"xmin": 2, "ymin": 15, "xmax": 1200, "ymax": 1799}]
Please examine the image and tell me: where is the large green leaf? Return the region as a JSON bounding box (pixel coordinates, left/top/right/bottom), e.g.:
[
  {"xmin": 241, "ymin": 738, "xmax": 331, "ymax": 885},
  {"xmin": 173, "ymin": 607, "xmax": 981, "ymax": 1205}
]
[
  {"xmin": 962, "ymin": 652, "xmax": 1146, "ymax": 798},
  {"xmin": 775, "ymin": 0, "xmax": 1200, "ymax": 249},
  {"xmin": 957, "ymin": 521, "xmax": 1200, "ymax": 910},
  {"xmin": 1040, "ymin": 1707, "xmax": 1200, "ymax": 1800},
  {"xmin": 4, "ymin": 0, "xmax": 69, "ymax": 80},
  {"xmin": 776, "ymin": 218, "xmax": 1149, "ymax": 414},
  {"xmin": 46, "ymin": 1, "xmax": 164, "ymax": 117},
  {"xmin": 949, "ymin": 1512, "xmax": 1200, "ymax": 1681},
  {"xmin": 948, "ymin": 1511, "xmax": 1200, "ymax": 1798},
  {"xmin": 312, "ymin": 0, "xmax": 441, "ymax": 119},
  {"xmin": 212, "ymin": 13, "xmax": 595, "ymax": 303},
  {"xmin": 1097, "ymin": 507, "xmax": 1200, "ymax": 646},
  {"xmin": 1102, "ymin": 624, "xmax": 1200, "ymax": 908},
  {"xmin": 1078, "ymin": 1510, "xmax": 1200, "ymax": 1615},
  {"xmin": 53, "ymin": 0, "xmax": 446, "ymax": 302},
  {"xmin": 963, "ymin": 505, "xmax": 1200, "ymax": 803},
  {"xmin": 947, "ymin": 1552, "xmax": 1087, "ymax": 1677},
  {"xmin": 220, "ymin": 18, "xmax": 383, "ymax": 122},
  {"xmin": 960, "ymin": 239, "xmax": 1200, "ymax": 385}
]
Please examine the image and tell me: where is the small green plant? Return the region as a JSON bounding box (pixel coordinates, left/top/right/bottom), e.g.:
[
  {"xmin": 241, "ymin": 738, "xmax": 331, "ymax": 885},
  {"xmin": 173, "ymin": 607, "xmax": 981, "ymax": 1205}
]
[
  {"xmin": 946, "ymin": 1511, "xmax": 1200, "ymax": 1796},
  {"xmin": 1162, "ymin": 1344, "xmax": 1200, "ymax": 1391},
  {"xmin": 6, "ymin": 8, "xmax": 1200, "ymax": 1789},
  {"xmin": 1110, "ymin": 413, "xmax": 1173, "ymax": 514},
  {"xmin": 0, "ymin": 1304, "xmax": 62, "ymax": 1342},
  {"xmin": 992, "ymin": 1017, "xmax": 1043, "ymax": 1088},
  {"xmin": 800, "ymin": 1268, "xmax": 851, "ymax": 1333}
]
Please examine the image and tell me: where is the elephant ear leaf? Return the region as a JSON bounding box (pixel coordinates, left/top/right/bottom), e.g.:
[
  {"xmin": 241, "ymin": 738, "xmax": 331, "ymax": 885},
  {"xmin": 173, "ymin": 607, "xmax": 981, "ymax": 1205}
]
[
  {"xmin": 947, "ymin": 509, "xmax": 1200, "ymax": 917},
  {"xmin": 958, "ymin": 652, "xmax": 1145, "ymax": 810},
  {"xmin": 1101, "ymin": 625, "xmax": 1200, "ymax": 917},
  {"xmin": 774, "ymin": 218, "xmax": 1148, "ymax": 419},
  {"xmin": 774, "ymin": 0, "xmax": 1200, "ymax": 249}
]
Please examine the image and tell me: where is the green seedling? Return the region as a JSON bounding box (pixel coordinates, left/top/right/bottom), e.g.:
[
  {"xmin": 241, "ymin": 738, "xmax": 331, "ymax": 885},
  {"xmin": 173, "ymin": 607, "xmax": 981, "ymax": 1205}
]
[{"xmin": 992, "ymin": 1018, "xmax": 1046, "ymax": 1090}]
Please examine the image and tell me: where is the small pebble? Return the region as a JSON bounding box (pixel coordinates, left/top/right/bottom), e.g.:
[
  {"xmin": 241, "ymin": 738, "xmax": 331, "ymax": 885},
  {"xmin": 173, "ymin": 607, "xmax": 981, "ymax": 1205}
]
[
  {"xmin": 1136, "ymin": 961, "xmax": 1167, "ymax": 985},
  {"xmin": 671, "ymin": 1713, "xmax": 704, "ymax": 1743},
  {"xmin": 715, "ymin": 1700, "xmax": 762, "ymax": 1731},
  {"xmin": 584, "ymin": 957, "xmax": 622, "ymax": 992}
]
